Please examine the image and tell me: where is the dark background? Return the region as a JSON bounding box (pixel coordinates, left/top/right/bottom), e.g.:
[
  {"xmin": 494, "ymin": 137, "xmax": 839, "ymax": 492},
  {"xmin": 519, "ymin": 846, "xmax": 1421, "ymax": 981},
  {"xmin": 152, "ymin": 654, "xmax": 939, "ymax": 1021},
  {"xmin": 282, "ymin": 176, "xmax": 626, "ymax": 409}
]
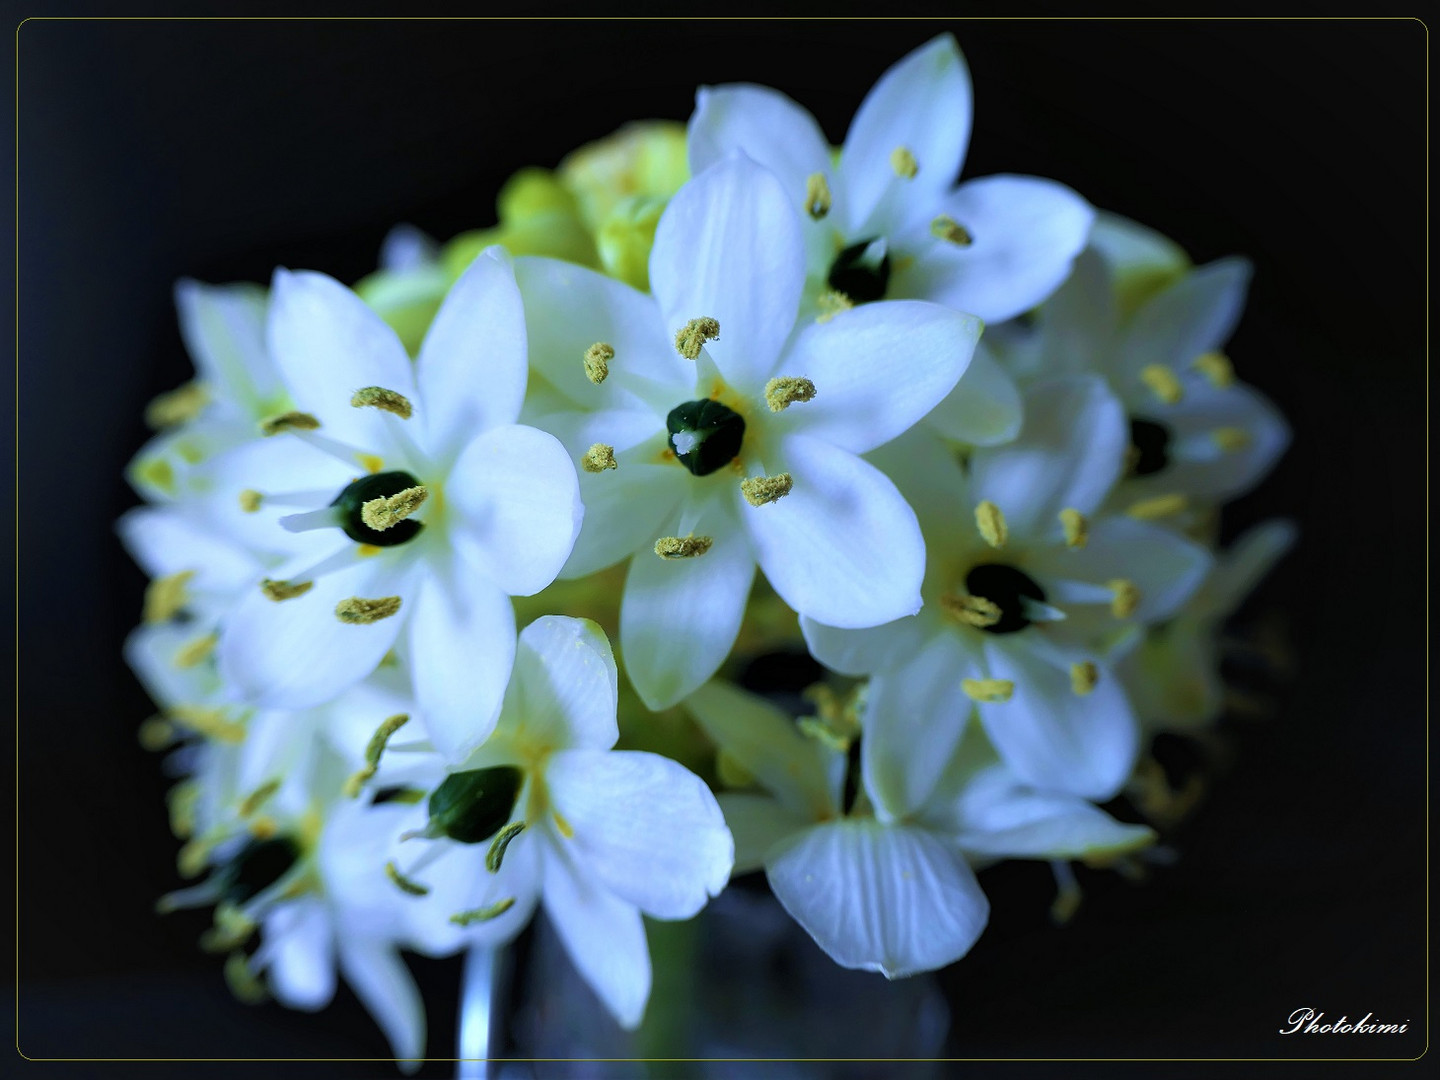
[{"xmin": 9, "ymin": 13, "xmax": 1428, "ymax": 1078}]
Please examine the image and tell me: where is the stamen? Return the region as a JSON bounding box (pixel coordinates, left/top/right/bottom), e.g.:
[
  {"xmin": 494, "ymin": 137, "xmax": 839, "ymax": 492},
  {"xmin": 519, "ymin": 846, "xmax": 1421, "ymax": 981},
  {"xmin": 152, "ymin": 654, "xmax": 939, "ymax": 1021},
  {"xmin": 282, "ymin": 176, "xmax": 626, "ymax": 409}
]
[
  {"xmin": 765, "ymin": 376, "xmax": 817, "ymax": 412},
  {"xmin": 654, "ymin": 534, "xmax": 713, "ymax": 559},
  {"xmin": 167, "ymin": 780, "xmax": 200, "ymax": 838},
  {"xmin": 816, "ymin": 289, "xmax": 853, "ymax": 324},
  {"xmin": 335, "ymin": 596, "xmax": 403, "ymax": 624},
  {"xmin": 741, "ymin": 473, "xmax": 794, "ymax": 507},
  {"xmin": 343, "ymin": 714, "xmax": 411, "ymax": 798},
  {"xmin": 716, "ymin": 748, "xmax": 756, "ymax": 789},
  {"xmin": 260, "ymin": 578, "xmax": 313, "ymax": 602},
  {"xmin": 360, "ymin": 485, "xmax": 429, "ymax": 531},
  {"xmin": 134, "ymin": 458, "xmax": 175, "ymax": 495},
  {"xmin": 1191, "ymin": 351, "xmax": 1234, "ymax": 387},
  {"xmin": 1107, "ymin": 579, "xmax": 1141, "ymax": 618},
  {"xmin": 1019, "ymin": 597, "xmax": 1067, "ymax": 623},
  {"xmin": 890, "ymin": 146, "xmax": 919, "ymax": 178},
  {"xmin": 144, "ymin": 570, "xmax": 194, "ymax": 624},
  {"xmin": 238, "ymin": 778, "xmax": 281, "ymax": 817},
  {"xmin": 450, "ymin": 898, "xmax": 516, "ymax": 926},
  {"xmin": 674, "ymin": 316, "xmax": 721, "ymax": 360},
  {"xmin": 278, "ymin": 507, "xmax": 343, "ymax": 534},
  {"xmin": 384, "ymin": 860, "xmax": 430, "ymax": 896},
  {"xmin": 930, "ymin": 215, "xmax": 973, "ymax": 246},
  {"xmin": 138, "ymin": 715, "xmax": 176, "ymax": 751},
  {"xmin": 805, "ymin": 172, "xmax": 832, "ymax": 219},
  {"xmin": 1059, "ymin": 508, "xmax": 1088, "ymax": 549},
  {"xmin": 168, "ymin": 705, "xmax": 246, "ymax": 743},
  {"xmin": 962, "ymin": 678, "xmax": 1014, "ymax": 703},
  {"xmin": 797, "ymin": 716, "xmax": 852, "ymax": 754},
  {"xmin": 239, "ymin": 489, "xmax": 263, "ymax": 513},
  {"xmin": 974, "ymin": 501, "xmax": 1008, "ymax": 548},
  {"xmin": 200, "ymin": 905, "xmax": 256, "ymax": 954},
  {"xmin": 1126, "ymin": 493, "xmax": 1188, "ymax": 520},
  {"xmin": 1070, "ymin": 661, "xmax": 1099, "ymax": 697},
  {"xmin": 553, "ymin": 811, "xmax": 575, "ymax": 840},
  {"xmin": 1049, "ymin": 860, "xmax": 1083, "ymax": 925},
  {"xmin": 581, "ymin": 443, "xmax": 618, "ymax": 473},
  {"xmin": 583, "ymin": 342, "xmax": 614, "ymax": 384},
  {"xmin": 940, "ymin": 593, "xmax": 1002, "ymax": 628},
  {"xmin": 174, "ymin": 632, "xmax": 218, "ymax": 669},
  {"xmin": 350, "ymin": 386, "xmax": 413, "ymax": 419},
  {"xmin": 259, "ymin": 411, "xmax": 321, "ymax": 436},
  {"xmin": 247, "ymin": 816, "xmax": 279, "ymax": 840},
  {"xmin": 223, "ymin": 951, "xmax": 268, "ymax": 1004},
  {"xmin": 486, "ymin": 822, "xmax": 525, "ymax": 873},
  {"xmin": 145, "ymin": 381, "xmax": 209, "ymax": 429},
  {"xmin": 1211, "ymin": 426, "xmax": 1251, "ymax": 452},
  {"xmin": 177, "ymin": 832, "xmax": 222, "ymax": 878},
  {"xmin": 1139, "ymin": 364, "xmax": 1184, "ymax": 405}
]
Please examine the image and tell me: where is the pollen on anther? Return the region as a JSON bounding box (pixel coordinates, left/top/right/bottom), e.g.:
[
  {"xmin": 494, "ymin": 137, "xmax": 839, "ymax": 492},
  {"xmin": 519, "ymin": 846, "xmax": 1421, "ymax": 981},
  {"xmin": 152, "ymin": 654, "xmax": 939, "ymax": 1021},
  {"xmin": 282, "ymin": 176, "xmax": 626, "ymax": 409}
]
[
  {"xmin": 385, "ymin": 860, "xmax": 430, "ymax": 896},
  {"xmin": 1191, "ymin": 351, "xmax": 1235, "ymax": 388},
  {"xmin": 260, "ymin": 411, "xmax": 321, "ymax": 436},
  {"xmin": 1211, "ymin": 426, "xmax": 1251, "ymax": 452},
  {"xmin": 361, "ymin": 485, "xmax": 429, "ymax": 531},
  {"xmin": 765, "ymin": 376, "xmax": 817, "ymax": 412},
  {"xmin": 975, "ymin": 501, "xmax": 1008, "ymax": 548},
  {"xmin": 1107, "ymin": 579, "xmax": 1141, "ymax": 619},
  {"xmin": 336, "ymin": 596, "xmax": 403, "ymax": 624},
  {"xmin": 1070, "ymin": 661, "xmax": 1100, "ymax": 697},
  {"xmin": 1059, "ymin": 508, "xmax": 1088, "ymax": 549},
  {"xmin": 584, "ymin": 342, "xmax": 614, "ymax": 384},
  {"xmin": 941, "ymin": 593, "xmax": 1001, "ymax": 628},
  {"xmin": 450, "ymin": 898, "xmax": 516, "ymax": 925},
  {"xmin": 145, "ymin": 381, "xmax": 210, "ymax": 429},
  {"xmin": 1126, "ymin": 493, "xmax": 1187, "ymax": 520},
  {"xmin": 962, "ymin": 678, "xmax": 1014, "ymax": 703},
  {"xmin": 239, "ymin": 489, "xmax": 263, "ymax": 513},
  {"xmin": 238, "ymin": 778, "xmax": 281, "ymax": 818},
  {"xmin": 351, "ymin": 386, "xmax": 414, "ymax": 420},
  {"xmin": 742, "ymin": 473, "xmax": 794, "ymax": 507},
  {"xmin": 816, "ymin": 289, "xmax": 854, "ymax": 324},
  {"xmin": 930, "ymin": 215, "xmax": 973, "ymax": 246},
  {"xmin": 890, "ymin": 146, "xmax": 919, "ymax": 179},
  {"xmin": 805, "ymin": 173, "xmax": 832, "ymax": 219},
  {"xmin": 654, "ymin": 535, "xmax": 713, "ymax": 559},
  {"xmin": 144, "ymin": 570, "xmax": 195, "ymax": 624},
  {"xmin": 675, "ymin": 316, "xmax": 720, "ymax": 360},
  {"xmin": 582, "ymin": 444, "xmax": 618, "ymax": 473},
  {"xmin": 261, "ymin": 578, "xmax": 313, "ymax": 602},
  {"xmin": 344, "ymin": 713, "xmax": 410, "ymax": 798},
  {"xmin": 1139, "ymin": 364, "xmax": 1184, "ymax": 405},
  {"xmin": 168, "ymin": 705, "xmax": 246, "ymax": 743},
  {"xmin": 174, "ymin": 632, "xmax": 218, "ymax": 669}
]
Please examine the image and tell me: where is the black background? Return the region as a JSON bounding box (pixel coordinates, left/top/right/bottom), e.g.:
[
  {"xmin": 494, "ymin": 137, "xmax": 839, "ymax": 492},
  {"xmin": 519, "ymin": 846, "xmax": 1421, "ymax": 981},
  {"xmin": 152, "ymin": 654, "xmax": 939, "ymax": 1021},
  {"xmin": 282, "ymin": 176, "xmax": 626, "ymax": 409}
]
[{"xmin": 9, "ymin": 12, "xmax": 1428, "ymax": 1079}]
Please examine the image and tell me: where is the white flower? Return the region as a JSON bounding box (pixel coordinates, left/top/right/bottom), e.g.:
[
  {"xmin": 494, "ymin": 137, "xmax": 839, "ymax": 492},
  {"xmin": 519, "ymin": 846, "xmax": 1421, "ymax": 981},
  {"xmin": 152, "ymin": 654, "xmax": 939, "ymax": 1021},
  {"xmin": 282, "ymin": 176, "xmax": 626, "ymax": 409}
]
[
  {"xmin": 375, "ymin": 616, "xmax": 734, "ymax": 1030},
  {"xmin": 802, "ymin": 379, "xmax": 1212, "ymax": 799},
  {"xmin": 208, "ymin": 249, "xmax": 583, "ymax": 762},
  {"xmin": 516, "ymin": 154, "xmax": 980, "ymax": 709},
  {"xmin": 686, "ymin": 678, "xmax": 1151, "ymax": 978}
]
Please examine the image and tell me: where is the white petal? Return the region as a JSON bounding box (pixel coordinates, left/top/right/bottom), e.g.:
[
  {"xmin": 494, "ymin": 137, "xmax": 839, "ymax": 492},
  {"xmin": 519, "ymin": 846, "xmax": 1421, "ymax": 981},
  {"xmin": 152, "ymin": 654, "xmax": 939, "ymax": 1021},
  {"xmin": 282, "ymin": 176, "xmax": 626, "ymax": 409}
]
[
  {"xmin": 649, "ymin": 155, "xmax": 804, "ymax": 389},
  {"xmin": 117, "ymin": 506, "xmax": 259, "ymax": 597},
  {"xmin": 541, "ymin": 841, "xmax": 652, "ymax": 1030},
  {"xmin": 336, "ymin": 939, "xmax": 426, "ymax": 1068},
  {"xmin": 839, "ymin": 34, "xmax": 971, "ymax": 233},
  {"xmin": 1206, "ymin": 518, "xmax": 1297, "ymax": 616},
  {"xmin": 744, "ymin": 434, "xmax": 923, "ymax": 628},
  {"xmin": 684, "ymin": 679, "xmax": 839, "ymax": 821},
  {"xmin": 717, "ymin": 793, "xmax": 810, "ymax": 874},
  {"xmin": 379, "ymin": 224, "xmax": 439, "ymax": 273},
  {"xmin": 547, "ymin": 748, "xmax": 732, "ymax": 919},
  {"xmin": 408, "ymin": 560, "xmax": 516, "ymax": 764},
  {"xmin": 174, "ymin": 279, "xmax": 281, "ymax": 414},
  {"xmin": 505, "ymin": 615, "xmax": 618, "ymax": 753},
  {"xmin": 923, "ymin": 343, "xmax": 1023, "ymax": 447},
  {"xmin": 782, "ymin": 300, "xmax": 979, "ymax": 454},
  {"xmin": 799, "ymin": 613, "xmax": 928, "ymax": 678},
  {"xmin": 562, "ymin": 459, "xmax": 687, "ymax": 580},
  {"xmin": 446, "ymin": 423, "xmax": 583, "ymax": 597},
  {"xmin": 267, "ymin": 269, "xmax": 415, "ymax": 447},
  {"xmin": 1121, "ymin": 257, "xmax": 1252, "ymax": 378},
  {"xmin": 968, "ymin": 376, "xmax": 1127, "ymax": 538},
  {"xmin": 1135, "ymin": 380, "xmax": 1291, "ymax": 502},
  {"xmin": 263, "ymin": 897, "xmax": 336, "ymax": 1010},
  {"xmin": 415, "ymin": 248, "xmax": 527, "ymax": 460},
  {"xmin": 767, "ymin": 818, "xmax": 989, "ymax": 978},
  {"xmin": 978, "ymin": 635, "xmax": 1138, "ymax": 800},
  {"xmin": 621, "ymin": 498, "xmax": 754, "ymax": 711},
  {"xmin": 894, "ymin": 175, "xmax": 1094, "ymax": 322}
]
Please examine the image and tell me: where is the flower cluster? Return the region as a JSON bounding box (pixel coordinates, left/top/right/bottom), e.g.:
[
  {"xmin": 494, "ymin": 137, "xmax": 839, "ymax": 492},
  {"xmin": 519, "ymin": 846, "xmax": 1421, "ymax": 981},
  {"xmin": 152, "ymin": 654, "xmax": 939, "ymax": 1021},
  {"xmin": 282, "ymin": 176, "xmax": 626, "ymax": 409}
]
[{"xmin": 122, "ymin": 34, "xmax": 1291, "ymax": 1066}]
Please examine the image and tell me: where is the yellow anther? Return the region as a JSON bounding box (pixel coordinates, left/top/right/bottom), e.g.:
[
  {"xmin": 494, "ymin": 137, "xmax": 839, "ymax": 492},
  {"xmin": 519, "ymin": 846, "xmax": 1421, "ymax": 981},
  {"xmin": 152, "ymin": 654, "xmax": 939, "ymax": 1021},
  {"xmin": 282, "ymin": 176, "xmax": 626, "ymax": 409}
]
[
  {"xmin": 816, "ymin": 289, "xmax": 853, "ymax": 324},
  {"xmin": 1191, "ymin": 351, "xmax": 1235, "ymax": 388},
  {"xmin": 239, "ymin": 489, "xmax": 264, "ymax": 513},
  {"xmin": 1139, "ymin": 364, "xmax": 1184, "ymax": 405},
  {"xmin": 974, "ymin": 501, "xmax": 1008, "ymax": 549},
  {"xmin": 351, "ymin": 386, "xmax": 413, "ymax": 419},
  {"xmin": 343, "ymin": 713, "xmax": 410, "ymax": 798},
  {"xmin": 1059, "ymin": 508, "xmax": 1089, "ymax": 549},
  {"xmin": 486, "ymin": 822, "xmax": 526, "ymax": 873},
  {"xmin": 654, "ymin": 534, "xmax": 713, "ymax": 559},
  {"xmin": 200, "ymin": 905, "xmax": 258, "ymax": 954},
  {"xmin": 223, "ymin": 951, "xmax": 268, "ymax": 1005},
  {"xmin": 357, "ymin": 453, "xmax": 384, "ymax": 474},
  {"xmin": 930, "ymin": 215, "xmax": 974, "ymax": 246},
  {"xmin": 166, "ymin": 780, "xmax": 200, "ymax": 838},
  {"xmin": 1107, "ymin": 579, "xmax": 1141, "ymax": 619},
  {"xmin": 1211, "ymin": 426, "xmax": 1251, "ymax": 452},
  {"xmin": 168, "ymin": 705, "xmax": 247, "ymax": 744},
  {"xmin": 357, "ymin": 544, "xmax": 382, "ymax": 558},
  {"xmin": 176, "ymin": 835, "xmax": 216, "ymax": 879},
  {"xmin": 145, "ymin": 381, "xmax": 210, "ymax": 429},
  {"xmin": 1126, "ymin": 493, "xmax": 1188, "ymax": 520},
  {"xmin": 361, "ymin": 485, "xmax": 428, "ymax": 531},
  {"xmin": 385, "ymin": 861, "xmax": 430, "ymax": 896},
  {"xmin": 805, "ymin": 172, "xmax": 832, "ymax": 219},
  {"xmin": 1050, "ymin": 883, "xmax": 1084, "ymax": 926},
  {"xmin": 138, "ymin": 715, "xmax": 176, "ymax": 752},
  {"xmin": 1070, "ymin": 661, "xmax": 1100, "ymax": 697},
  {"xmin": 260, "ymin": 411, "xmax": 321, "ymax": 436},
  {"xmin": 174, "ymin": 632, "xmax": 218, "ymax": 669},
  {"xmin": 581, "ymin": 443, "xmax": 618, "ymax": 472},
  {"xmin": 797, "ymin": 716, "xmax": 852, "ymax": 753},
  {"xmin": 238, "ymin": 779, "xmax": 281, "ymax": 819},
  {"xmin": 583, "ymin": 342, "xmax": 614, "ymax": 384},
  {"xmin": 674, "ymin": 316, "xmax": 720, "ymax": 360},
  {"xmin": 553, "ymin": 811, "xmax": 575, "ymax": 840},
  {"xmin": 247, "ymin": 815, "xmax": 279, "ymax": 840},
  {"xmin": 940, "ymin": 593, "xmax": 1002, "ymax": 628},
  {"xmin": 890, "ymin": 146, "xmax": 919, "ymax": 178},
  {"xmin": 450, "ymin": 898, "xmax": 516, "ymax": 926},
  {"xmin": 716, "ymin": 748, "xmax": 756, "ymax": 789},
  {"xmin": 962, "ymin": 678, "xmax": 1015, "ymax": 704},
  {"xmin": 741, "ymin": 473, "xmax": 794, "ymax": 507},
  {"xmin": 765, "ymin": 376, "xmax": 817, "ymax": 412},
  {"xmin": 135, "ymin": 457, "xmax": 176, "ymax": 495},
  {"xmin": 260, "ymin": 578, "xmax": 313, "ymax": 602},
  {"xmin": 144, "ymin": 570, "xmax": 195, "ymax": 624},
  {"xmin": 335, "ymin": 596, "xmax": 403, "ymax": 624}
]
